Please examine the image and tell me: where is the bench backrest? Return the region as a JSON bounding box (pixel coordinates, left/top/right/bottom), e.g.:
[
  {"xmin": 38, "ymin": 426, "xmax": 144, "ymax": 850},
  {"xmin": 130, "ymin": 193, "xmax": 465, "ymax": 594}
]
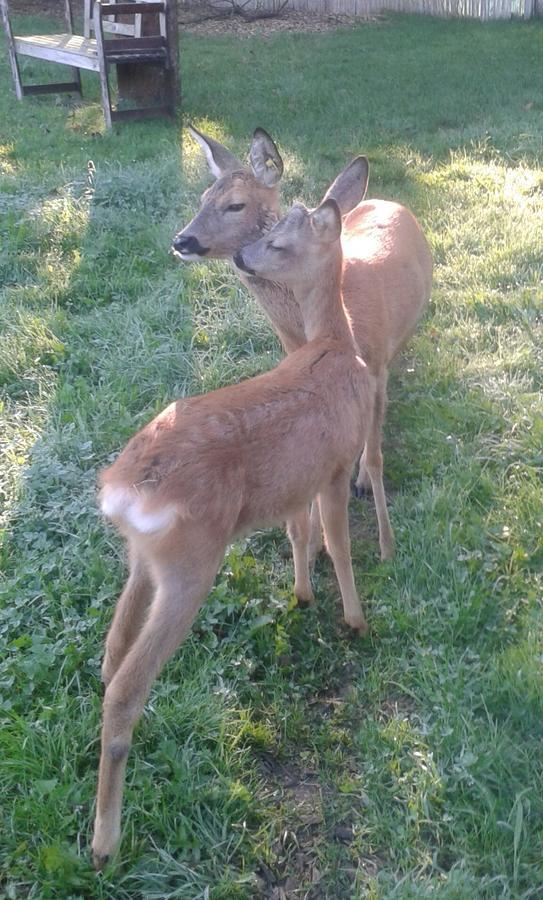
[
  {"xmin": 83, "ymin": 0, "xmax": 143, "ymax": 39},
  {"xmin": 0, "ymin": 0, "xmax": 146, "ymax": 39}
]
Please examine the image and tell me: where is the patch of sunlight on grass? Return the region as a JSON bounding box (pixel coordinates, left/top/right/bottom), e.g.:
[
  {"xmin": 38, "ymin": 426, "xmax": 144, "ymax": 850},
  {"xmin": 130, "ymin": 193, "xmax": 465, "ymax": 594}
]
[
  {"xmin": 38, "ymin": 251, "xmax": 82, "ymax": 298},
  {"xmin": 420, "ymin": 153, "xmax": 543, "ymax": 302},
  {"xmin": 421, "ymin": 153, "xmax": 543, "ymax": 218},
  {"xmin": 493, "ymin": 639, "xmax": 543, "ymax": 713},
  {"xmin": 0, "ymin": 309, "xmax": 67, "ymax": 382},
  {"xmin": 0, "ymin": 306, "xmax": 61, "ymax": 522},
  {"xmin": 504, "ymin": 166, "xmax": 543, "ymax": 208},
  {"xmin": 29, "ymin": 194, "xmax": 91, "ymax": 245},
  {"xmin": 0, "ymin": 395, "xmax": 52, "ymax": 531},
  {"xmin": 380, "ymin": 716, "xmax": 444, "ymax": 824},
  {"xmin": 10, "ymin": 186, "xmax": 92, "ymax": 298},
  {"xmin": 0, "ymin": 143, "xmax": 18, "ymax": 175},
  {"xmin": 67, "ymin": 103, "xmax": 106, "ymax": 137}
]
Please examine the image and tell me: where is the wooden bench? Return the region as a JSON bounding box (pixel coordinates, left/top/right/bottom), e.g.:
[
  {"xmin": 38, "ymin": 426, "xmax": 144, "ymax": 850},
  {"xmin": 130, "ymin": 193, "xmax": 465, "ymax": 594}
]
[{"xmin": 0, "ymin": 0, "xmax": 179, "ymax": 128}]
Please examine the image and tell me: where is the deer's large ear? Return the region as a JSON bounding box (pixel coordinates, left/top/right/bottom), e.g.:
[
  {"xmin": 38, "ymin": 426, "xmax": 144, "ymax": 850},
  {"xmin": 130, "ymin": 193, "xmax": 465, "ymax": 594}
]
[
  {"xmin": 250, "ymin": 127, "xmax": 284, "ymax": 187},
  {"xmin": 310, "ymin": 199, "xmax": 342, "ymax": 243},
  {"xmin": 322, "ymin": 156, "xmax": 369, "ymax": 216},
  {"xmin": 188, "ymin": 125, "xmax": 243, "ymax": 178}
]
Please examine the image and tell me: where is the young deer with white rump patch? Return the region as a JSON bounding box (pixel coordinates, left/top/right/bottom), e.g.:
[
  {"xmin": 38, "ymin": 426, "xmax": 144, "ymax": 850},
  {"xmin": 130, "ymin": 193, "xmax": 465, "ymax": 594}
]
[
  {"xmin": 92, "ymin": 197, "xmax": 374, "ymax": 869},
  {"xmin": 173, "ymin": 127, "xmax": 433, "ymax": 561}
]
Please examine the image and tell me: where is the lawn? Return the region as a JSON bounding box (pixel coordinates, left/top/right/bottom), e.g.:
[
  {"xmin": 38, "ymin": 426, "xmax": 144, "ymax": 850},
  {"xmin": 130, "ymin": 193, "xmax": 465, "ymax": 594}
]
[{"xmin": 1, "ymin": 10, "xmax": 542, "ymax": 898}]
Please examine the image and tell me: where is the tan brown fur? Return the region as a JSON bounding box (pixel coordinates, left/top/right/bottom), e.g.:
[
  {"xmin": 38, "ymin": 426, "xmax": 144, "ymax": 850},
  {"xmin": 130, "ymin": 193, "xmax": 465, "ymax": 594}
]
[
  {"xmin": 341, "ymin": 201, "xmax": 431, "ymax": 367},
  {"xmin": 189, "ymin": 170, "xmax": 280, "ymax": 260},
  {"xmin": 92, "ymin": 198, "xmax": 374, "ymax": 870},
  {"xmin": 101, "ymin": 340, "xmax": 368, "ymax": 535},
  {"xmin": 173, "ymin": 129, "xmax": 433, "ymax": 560}
]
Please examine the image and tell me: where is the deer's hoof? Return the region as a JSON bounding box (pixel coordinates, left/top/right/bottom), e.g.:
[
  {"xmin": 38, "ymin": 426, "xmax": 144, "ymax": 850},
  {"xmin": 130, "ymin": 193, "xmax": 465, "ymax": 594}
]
[
  {"xmin": 92, "ymin": 821, "xmax": 120, "ymax": 872},
  {"xmin": 295, "ymin": 589, "xmax": 315, "ymax": 607},
  {"xmin": 93, "ymin": 851, "xmax": 110, "ymax": 872},
  {"xmin": 345, "ymin": 617, "xmax": 369, "ymax": 638}
]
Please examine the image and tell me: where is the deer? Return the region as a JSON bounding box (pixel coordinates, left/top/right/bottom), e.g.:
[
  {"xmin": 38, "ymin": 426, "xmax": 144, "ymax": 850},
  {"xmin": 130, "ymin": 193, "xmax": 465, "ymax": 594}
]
[
  {"xmin": 173, "ymin": 126, "xmax": 433, "ymax": 562},
  {"xmin": 92, "ymin": 196, "xmax": 376, "ymax": 870}
]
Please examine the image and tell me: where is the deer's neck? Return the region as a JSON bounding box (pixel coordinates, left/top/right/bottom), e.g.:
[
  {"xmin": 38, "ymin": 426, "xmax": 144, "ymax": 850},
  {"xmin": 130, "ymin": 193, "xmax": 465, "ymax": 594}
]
[
  {"xmin": 298, "ymin": 255, "xmax": 355, "ymax": 348},
  {"xmin": 237, "ymin": 270, "xmax": 306, "ymax": 351}
]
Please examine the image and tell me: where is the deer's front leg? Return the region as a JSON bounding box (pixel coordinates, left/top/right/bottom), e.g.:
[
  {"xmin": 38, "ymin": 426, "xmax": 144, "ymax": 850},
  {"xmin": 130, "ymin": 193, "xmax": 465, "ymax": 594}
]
[
  {"xmin": 319, "ymin": 470, "xmax": 368, "ymax": 636},
  {"xmin": 286, "ymin": 506, "xmax": 314, "ymax": 606}
]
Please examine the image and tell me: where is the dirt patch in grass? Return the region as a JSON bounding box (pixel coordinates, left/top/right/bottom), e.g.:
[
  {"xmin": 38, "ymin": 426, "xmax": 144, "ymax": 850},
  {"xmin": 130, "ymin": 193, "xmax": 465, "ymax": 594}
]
[
  {"xmin": 181, "ymin": 6, "xmax": 381, "ymax": 39},
  {"xmin": 378, "ymin": 693, "xmax": 417, "ymax": 723},
  {"xmin": 256, "ymin": 750, "xmax": 385, "ymax": 897},
  {"xmin": 256, "ymin": 755, "xmax": 330, "ymax": 898},
  {"xmin": 253, "ymin": 664, "xmax": 378, "ymax": 898}
]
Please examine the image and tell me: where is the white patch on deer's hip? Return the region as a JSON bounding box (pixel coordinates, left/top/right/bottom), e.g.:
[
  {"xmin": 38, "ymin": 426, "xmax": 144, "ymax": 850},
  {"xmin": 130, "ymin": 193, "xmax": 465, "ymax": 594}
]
[{"xmin": 100, "ymin": 485, "xmax": 176, "ymax": 535}]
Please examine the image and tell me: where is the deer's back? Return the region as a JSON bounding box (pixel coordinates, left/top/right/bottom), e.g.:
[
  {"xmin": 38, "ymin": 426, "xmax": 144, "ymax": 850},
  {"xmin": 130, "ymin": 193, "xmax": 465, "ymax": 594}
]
[
  {"xmin": 342, "ymin": 200, "xmax": 433, "ymax": 371},
  {"xmin": 101, "ymin": 340, "xmax": 373, "ymax": 538}
]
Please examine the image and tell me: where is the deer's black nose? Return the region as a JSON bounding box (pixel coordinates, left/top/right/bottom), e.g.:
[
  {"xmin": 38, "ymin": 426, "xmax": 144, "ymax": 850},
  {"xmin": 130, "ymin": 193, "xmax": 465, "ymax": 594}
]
[
  {"xmin": 172, "ymin": 234, "xmax": 209, "ymax": 256},
  {"xmin": 233, "ymin": 251, "xmax": 255, "ymax": 276}
]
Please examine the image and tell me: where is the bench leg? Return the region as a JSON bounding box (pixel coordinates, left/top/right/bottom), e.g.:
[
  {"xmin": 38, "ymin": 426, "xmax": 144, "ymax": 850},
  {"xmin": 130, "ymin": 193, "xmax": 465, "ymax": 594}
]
[
  {"xmin": 71, "ymin": 66, "xmax": 83, "ymax": 97},
  {"xmin": 8, "ymin": 50, "xmax": 23, "ymax": 100},
  {"xmin": 0, "ymin": 3, "xmax": 24, "ymax": 100},
  {"xmin": 98, "ymin": 60, "xmax": 112, "ymax": 130}
]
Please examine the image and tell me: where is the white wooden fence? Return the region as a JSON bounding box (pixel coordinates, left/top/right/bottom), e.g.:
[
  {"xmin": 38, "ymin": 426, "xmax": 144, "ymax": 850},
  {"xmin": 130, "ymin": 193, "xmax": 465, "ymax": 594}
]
[{"xmin": 243, "ymin": 0, "xmax": 538, "ymax": 18}]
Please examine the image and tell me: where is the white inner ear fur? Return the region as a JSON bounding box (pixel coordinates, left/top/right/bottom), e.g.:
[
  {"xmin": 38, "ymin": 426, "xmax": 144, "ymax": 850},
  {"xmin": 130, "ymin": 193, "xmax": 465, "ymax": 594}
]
[{"xmin": 189, "ymin": 127, "xmax": 224, "ymax": 179}]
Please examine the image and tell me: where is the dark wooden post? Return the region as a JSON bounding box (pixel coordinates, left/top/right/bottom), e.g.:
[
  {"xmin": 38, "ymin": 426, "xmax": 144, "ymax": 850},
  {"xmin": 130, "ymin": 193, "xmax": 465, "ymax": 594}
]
[
  {"xmin": 166, "ymin": 0, "xmax": 180, "ymax": 108},
  {"xmin": 116, "ymin": 0, "xmax": 179, "ymax": 110}
]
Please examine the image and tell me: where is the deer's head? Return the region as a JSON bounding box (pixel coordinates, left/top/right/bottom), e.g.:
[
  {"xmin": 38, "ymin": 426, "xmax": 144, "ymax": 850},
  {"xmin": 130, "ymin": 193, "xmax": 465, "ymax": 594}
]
[
  {"xmin": 233, "ymin": 198, "xmax": 344, "ymax": 288},
  {"xmin": 173, "ymin": 126, "xmax": 284, "ymax": 260}
]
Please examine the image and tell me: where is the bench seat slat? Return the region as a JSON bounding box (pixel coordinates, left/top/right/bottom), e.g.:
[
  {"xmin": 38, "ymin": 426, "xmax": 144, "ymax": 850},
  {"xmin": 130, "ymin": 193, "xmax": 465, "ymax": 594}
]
[{"xmin": 14, "ymin": 33, "xmax": 100, "ymax": 71}]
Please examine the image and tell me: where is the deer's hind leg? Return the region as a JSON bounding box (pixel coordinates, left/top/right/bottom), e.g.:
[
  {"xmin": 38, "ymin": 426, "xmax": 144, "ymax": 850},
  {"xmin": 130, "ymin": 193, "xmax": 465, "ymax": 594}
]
[
  {"xmin": 92, "ymin": 526, "xmax": 227, "ymax": 870},
  {"xmin": 354, "ymin": 371, "xmax": 395, "ymax": 561},
  {"xmin": 101, "ymin": 543, "xmax": 154, "ymax": 687}
]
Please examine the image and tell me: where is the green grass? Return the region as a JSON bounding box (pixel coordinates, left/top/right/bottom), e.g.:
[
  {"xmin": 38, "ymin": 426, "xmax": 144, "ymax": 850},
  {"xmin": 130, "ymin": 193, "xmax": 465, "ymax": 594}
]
[{"xmin": 1, "ymin": 10, "xmax": 543, "ymax": 898}]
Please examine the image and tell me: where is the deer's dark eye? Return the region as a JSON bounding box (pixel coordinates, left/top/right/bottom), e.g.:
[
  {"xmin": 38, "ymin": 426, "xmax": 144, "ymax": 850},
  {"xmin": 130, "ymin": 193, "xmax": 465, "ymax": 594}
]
[
  {"xmin": 268, "ymin": 243, "xmax": 284, "ymax": 252},
  {"xmin": 225, "ymin": 203, "xmax": 245, "ymax": 213}
]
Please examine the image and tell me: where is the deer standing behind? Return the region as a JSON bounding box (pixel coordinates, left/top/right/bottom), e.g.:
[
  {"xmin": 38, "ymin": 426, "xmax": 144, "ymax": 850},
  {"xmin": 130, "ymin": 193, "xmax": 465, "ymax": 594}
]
[
  {"xmin": 173, "ymin": 127, "xmax": 433, "ymax": 561},
  {"xmin": 92, "ymin": 197, "xmax": 375, "ymax": 869}
]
